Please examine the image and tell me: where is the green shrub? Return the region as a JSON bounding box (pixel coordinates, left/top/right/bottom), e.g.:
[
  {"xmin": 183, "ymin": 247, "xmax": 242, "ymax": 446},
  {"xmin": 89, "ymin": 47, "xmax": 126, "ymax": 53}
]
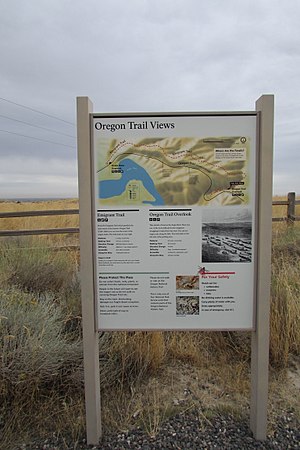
[{"xmin": 0, "ymin": 287, "xmax": 82, "ymax": 398}]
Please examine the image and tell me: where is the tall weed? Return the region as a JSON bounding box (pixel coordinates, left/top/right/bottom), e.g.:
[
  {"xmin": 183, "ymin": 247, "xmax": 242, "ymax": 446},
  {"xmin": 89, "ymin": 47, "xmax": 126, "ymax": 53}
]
[
  {"xmin": 270, "ymin": 228, "xmax": 300, "ymax": 366},
  {"xmin": 0, "ymin": 238, "xmax": 77, "ymax": 293}
]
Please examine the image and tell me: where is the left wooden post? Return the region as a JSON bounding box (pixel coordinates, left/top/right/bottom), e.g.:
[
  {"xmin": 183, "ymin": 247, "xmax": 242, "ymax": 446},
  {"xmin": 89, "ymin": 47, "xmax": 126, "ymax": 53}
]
[{"xmin": 76, "ymin": 97, "xmax": 102, "ymax": 444}]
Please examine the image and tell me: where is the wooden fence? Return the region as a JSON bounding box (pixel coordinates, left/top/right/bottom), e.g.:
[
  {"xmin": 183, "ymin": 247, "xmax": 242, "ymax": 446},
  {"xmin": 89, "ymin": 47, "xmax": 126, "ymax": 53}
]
[
  {"xmin": 0, "ymin": 192, "xmax": 299, "ymax": 238},
  {"xmin": 0, "ymin": 209, "xmax": 79, "ymax": 237},
  {"xmin": 272, "ymin": 192, "xmax": 300, "ymax": 224}
]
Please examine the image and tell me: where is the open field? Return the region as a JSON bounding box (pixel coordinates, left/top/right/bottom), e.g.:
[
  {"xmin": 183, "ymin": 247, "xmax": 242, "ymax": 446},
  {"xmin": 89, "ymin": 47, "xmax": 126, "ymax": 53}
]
[
  {"xmin": 0, "ymin": 194, "xmax": 299, "ymax": 233},
  {"xmin": 0, "ymin": 196, "xmax": 299, "ymax": 449}
]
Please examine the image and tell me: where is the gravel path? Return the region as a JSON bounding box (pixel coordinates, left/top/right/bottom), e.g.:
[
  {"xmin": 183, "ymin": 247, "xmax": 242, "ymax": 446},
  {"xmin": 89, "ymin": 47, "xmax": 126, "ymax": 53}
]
[{"xmin": 15, "ymin": 409, "xmax": 299, "ymax": 450}]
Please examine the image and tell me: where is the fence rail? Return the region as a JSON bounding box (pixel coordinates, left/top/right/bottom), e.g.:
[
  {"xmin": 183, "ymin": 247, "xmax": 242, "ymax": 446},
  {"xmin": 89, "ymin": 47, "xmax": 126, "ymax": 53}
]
[
  {"xmin": 0, "ymin": 208, "xmax": 79, "ymax": 237},
  {"xmin": 0, "ymin": 209, "xmax": 79, "ymax": 219},
  {"xmin": 0, "ymin": 192, "xmax": 299, "ymax": 238}
]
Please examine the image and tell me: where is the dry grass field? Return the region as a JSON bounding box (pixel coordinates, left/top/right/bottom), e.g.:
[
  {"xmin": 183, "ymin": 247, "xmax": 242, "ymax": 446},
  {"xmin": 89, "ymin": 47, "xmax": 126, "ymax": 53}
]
[
  {"xmin": 0, "ymin": 194, "xmax": 299, "ymax": 233},
  {"xmin": 0, "ymin": 195, "xmax": 299, "ymax": 449}
]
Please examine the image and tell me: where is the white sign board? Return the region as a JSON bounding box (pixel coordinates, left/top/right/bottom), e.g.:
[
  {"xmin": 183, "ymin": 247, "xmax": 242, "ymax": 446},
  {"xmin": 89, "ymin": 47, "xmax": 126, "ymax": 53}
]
[{"xmin": 92, "ymin": 113, "xmax": 257, "ymax": 330}]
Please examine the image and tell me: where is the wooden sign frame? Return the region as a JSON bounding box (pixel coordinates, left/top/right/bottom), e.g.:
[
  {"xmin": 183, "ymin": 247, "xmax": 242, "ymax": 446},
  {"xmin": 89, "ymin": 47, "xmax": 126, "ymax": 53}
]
[{"xmin": 76, "ymin": 95, "xmax": 274, "ymax": 444}]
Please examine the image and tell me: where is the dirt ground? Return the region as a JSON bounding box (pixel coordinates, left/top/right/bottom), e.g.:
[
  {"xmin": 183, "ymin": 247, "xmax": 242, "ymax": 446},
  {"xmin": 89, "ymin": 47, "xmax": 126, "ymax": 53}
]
[{"xmin": 102, "ymin": 356, "xmax": 300, "ymax": 435}]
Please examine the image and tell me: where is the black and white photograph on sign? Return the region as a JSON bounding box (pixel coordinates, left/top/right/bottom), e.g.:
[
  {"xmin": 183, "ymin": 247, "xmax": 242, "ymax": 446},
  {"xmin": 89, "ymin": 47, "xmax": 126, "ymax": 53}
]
[
  {"xmin": 176, "ymin": 296, "xmax": 200, "ymax": 316},
  {"xmin": 176, "ymin": 275, "xmax": 199, "ymax": 290},
  {"xmin": 202, "ymin": 207, "xmax": 252, "ymax": 263}
]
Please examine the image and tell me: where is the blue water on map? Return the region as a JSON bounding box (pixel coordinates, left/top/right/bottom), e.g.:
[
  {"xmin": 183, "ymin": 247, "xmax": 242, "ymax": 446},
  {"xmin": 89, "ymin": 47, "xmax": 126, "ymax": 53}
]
[{"xmin": 99, "ymin": 158, "xmax": 164, "ymax": 205}]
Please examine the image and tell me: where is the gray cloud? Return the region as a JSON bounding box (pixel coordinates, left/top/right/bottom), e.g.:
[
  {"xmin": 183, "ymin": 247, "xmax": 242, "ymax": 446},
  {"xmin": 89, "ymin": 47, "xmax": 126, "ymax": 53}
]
[{"xmin": 1, "ymin": 0, "xmax": 300, "ymax": 197}]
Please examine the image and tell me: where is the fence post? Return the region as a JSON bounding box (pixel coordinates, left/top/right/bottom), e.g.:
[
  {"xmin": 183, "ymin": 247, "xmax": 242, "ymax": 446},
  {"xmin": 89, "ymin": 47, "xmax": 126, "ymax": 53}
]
[{"xmin": 287, "ymin": 192, "xmax": 295, "ymax": 226}]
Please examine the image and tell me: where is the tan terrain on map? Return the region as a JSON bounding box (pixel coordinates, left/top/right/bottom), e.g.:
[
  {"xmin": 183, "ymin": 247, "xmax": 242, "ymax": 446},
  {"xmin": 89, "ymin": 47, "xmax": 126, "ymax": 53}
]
[{"xmin": 95, "ymin": 136, "xmax": 250, "ymax": 206}]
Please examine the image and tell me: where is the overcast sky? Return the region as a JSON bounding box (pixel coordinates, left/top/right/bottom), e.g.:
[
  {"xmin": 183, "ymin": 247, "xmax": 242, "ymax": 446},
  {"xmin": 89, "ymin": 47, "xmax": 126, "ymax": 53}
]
[{"xmin": 1, "ymin": 0, "xmax": 300, "ymax": 199}]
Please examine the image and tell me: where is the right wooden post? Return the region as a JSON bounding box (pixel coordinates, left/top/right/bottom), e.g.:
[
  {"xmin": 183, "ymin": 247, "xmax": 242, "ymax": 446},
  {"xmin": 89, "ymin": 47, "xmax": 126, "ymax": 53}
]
[
  {"xmin": 287, "ymin": 191, "xmax": 295, "ymax": 226},
  {"xmin": 250, "ymin": 95, "xmax": 274, "ymax": 440}
]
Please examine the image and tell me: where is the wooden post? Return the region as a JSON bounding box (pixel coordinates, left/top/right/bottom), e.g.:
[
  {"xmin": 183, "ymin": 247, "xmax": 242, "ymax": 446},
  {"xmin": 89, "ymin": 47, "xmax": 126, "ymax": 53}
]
[
  {"xmin": 287, "ymin": 192, "xmax": 296, "ymax": 226},
  {"xmin": 250, "ymin": 95, "xmax": 274, "ymax": 440},
  {"xmin": 77, "ymin": 97, "xmax": 102, "ymax": 445}
]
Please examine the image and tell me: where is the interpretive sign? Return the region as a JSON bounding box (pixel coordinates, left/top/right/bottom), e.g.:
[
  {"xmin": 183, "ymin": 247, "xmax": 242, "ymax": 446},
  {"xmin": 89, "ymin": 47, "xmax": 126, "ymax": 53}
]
[
  {"xmin": 77, "ymin": 97, "xmax": 274, "ymax": 444},
  {"xmin": 92, "ymin": 113, "xmax": 257, "ymax": 330}
]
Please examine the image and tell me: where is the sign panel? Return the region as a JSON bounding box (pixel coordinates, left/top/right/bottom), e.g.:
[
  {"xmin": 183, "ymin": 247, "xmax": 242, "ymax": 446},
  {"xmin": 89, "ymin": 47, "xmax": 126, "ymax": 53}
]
[{"xmin": 92, "ymin": 113, "xmax": 257, "ymax": 330}]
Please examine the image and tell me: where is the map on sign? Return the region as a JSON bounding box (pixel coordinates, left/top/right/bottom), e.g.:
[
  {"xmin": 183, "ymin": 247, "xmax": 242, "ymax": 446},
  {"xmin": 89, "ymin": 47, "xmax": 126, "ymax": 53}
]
[{"xmin": 96, "ymin": 136, "xmax": 250, "ymax": 206}]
